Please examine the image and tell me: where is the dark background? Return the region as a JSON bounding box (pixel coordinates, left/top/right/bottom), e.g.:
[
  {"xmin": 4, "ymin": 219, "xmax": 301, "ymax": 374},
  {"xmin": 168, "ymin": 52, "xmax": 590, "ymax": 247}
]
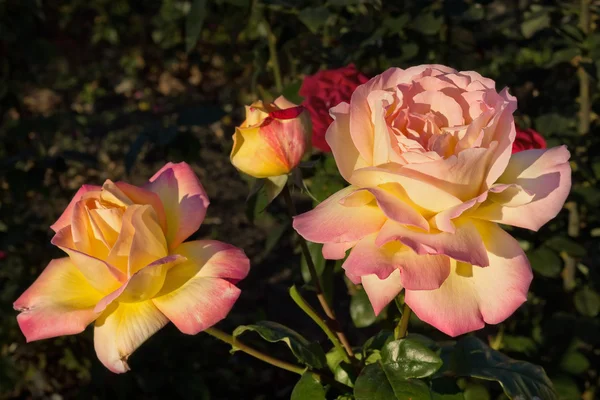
[{"xmin": 0, "ymin": 0, "xmax": 598, "ymax": 399}]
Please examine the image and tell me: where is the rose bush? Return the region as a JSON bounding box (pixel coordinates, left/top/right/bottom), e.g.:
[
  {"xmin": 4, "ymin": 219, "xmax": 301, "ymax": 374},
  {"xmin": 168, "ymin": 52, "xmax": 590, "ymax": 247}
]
[
  {"xmin": 300, "ymin": 64, "xmax": 369, "ymax": 152},
  {"xmin": 14, "ymin": 162, "xmax": 250, "ymax": 373},
  {"xmin": 294, "ymin": 65, "xmax": 571, "ymax": 336},
  {"xmin": 513, "ymin": 126, "xmax": 547, "ymax": 153}
]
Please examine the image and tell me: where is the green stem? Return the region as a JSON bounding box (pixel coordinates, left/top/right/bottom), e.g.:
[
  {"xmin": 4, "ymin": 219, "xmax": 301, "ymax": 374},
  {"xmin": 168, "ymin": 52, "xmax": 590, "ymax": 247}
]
[
  {"xmin": 204, "ymin": 327, "xmax": 353, "ymax": 392},
  {"xmin": 281, "ymin": 185, "xmax": 355, "ymax": 359},
  {"xmin": 289, "ymin": 285, "xmax": 350, "ymax": 364},
  {"xmin": 204, "ymin": 327, "xmax": 305, "ymax": 375},
  {"xmin": 394, "ymin": 303, "xmax": 412, "ymax": 340},
  {"xmin": 265, "ymin": 21, "xmax": 283, "ymax": 93}
]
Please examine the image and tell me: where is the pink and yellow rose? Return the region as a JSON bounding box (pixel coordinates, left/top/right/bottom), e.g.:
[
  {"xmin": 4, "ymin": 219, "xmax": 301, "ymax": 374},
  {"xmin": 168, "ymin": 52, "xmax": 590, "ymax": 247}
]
[
  {"xmin": 14, "ymin": 162, "xmax": 250, "ymax": 372},
  {"xmin": 293, "ymin": 65, "xmax": 571, "ymax": 336},
  {"xmin": 230, "ymin": 96, "xmax": 311, "ymax": 179}
]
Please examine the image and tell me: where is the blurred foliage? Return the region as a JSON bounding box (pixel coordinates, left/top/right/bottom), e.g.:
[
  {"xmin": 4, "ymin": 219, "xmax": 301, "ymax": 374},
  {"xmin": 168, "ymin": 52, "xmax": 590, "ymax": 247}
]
[{"xmin": 1, "ymin": 0, "xmax": 599, "ymax": 398}]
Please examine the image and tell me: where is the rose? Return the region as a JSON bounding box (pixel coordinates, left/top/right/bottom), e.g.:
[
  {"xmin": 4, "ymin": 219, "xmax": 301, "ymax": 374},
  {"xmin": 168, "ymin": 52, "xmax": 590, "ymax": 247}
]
[
  {"xmin": 512, "ymin": 127, "xmax": 546, "ymax": 153},
  {"xmin": 299, "ymin": 64, "xmax": 369, "ymax": 152},
  {"xmin": 14, "ymin": 162, "xmax": 250, "ymax": 372},
  {"xmin": 230, "ymin": 96, "xmax": 311, "ymax": 179},
  {"xmin": 293, "ymin": 65, "xmax": 571, "ymax": 336}
]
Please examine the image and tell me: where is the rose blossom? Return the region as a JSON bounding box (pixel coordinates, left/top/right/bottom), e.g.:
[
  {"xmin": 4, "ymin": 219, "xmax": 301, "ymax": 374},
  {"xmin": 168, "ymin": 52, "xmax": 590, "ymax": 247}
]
[
  {"xmin": 512, "ymin": 126, "xmax": 546, "ymax": 153},
  {"xmin": 300, "ymin": 64, "xmax": 369, "ymax": 152},
  {"xmin": 230, "ymin": 96, "xmax": 311, "ymax": 179},
  {"xmin": 293, "ymin": 65, "xmax": 571, "ymax": 336},
  {"xmin": 14, "ymin": 163, "xmax": 250, "ymax": 372}
]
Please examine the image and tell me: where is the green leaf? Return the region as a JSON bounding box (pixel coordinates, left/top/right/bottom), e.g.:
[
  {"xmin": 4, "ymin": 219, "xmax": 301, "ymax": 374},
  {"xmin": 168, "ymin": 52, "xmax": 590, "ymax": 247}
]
[
  {"xmin": 310, "ymin": 155, "xmax": 346, "ymax": 201},
  {"xmin": 545, "ymin": 236, "xmax": 587, "ymax": 258},
  {"xmin": 559, "ymin": 350, "xmax": 590, "ymax": 375},
  {"xmin": 350, "ymin": 288, "xmax": 377, "ymax": 328},
  {"xmin": 445, "ymin": 336, "xmax": 557, "ymax": 400},
  {"xmin": 534, "ymin": 114, "xmax": 574, "ymax": 137},
  {"xmin": 354, "ymin": 339, "xmax": 442, "ymax": 399},
  {"xmin": 354, "ymin": 363, "xmax": 432, "ymax": 400},
  {"xmin": 463, "ymin": 382, "xmax": 490, "ymax": 400},
  {"xmin": 282, "ymin": 80, "xmax": 304, "ymax": 105},
  {"xmin": 572, "ymin": 186, "xmax": 600, "ymax": 206},
  {"xmin": 574, "ymin": 287, "xmax": 600, "ymax": 317},
  {"xmin": 502, "ymin": 335, "xmax": 538, "ymax": 356},
  {"xmin": 552, "ymin": 375, "xmax": 582, "ymax": 400},
  {"xmin": 547, "ymin": 48, "xmax": 580, "ymax": 68},
  {"xmin": 327, "ymin": 348, "xmax": 356, "ymax": 387},
  {"xmin": 185, "ymin": 0, "xmax": 208, "ymax": 53},
  {"xmin": 411, "ymin": 12, "xmax": 443, "ymax": 36},
  {"xmin": 381, "ymin": 339, "xmax": 443, "ymax": 379},
  {"xmin": 363, "ymin": 330, "xmax": 394, "ymax": 355},
  {"xmin": 233, "ymin": 321, "xmax": 327, "ymax": 369},
  {"xmin": 432, "ymin": 391, "xmax": 464, "ymax": 400},
  {"xmin": 261, "ymin": 221, "xmax": 288, "ymax": 259},
  {"xmin": 431, "ymin": 378, "xmax": 465, "ymax": 400},
  {"xmin": 559, "ymin": 24, "xmax": 585, "ymax": 43},
  {"xmin": 298, "ymin": 7, "xmax": 330, "ymax": 34},
  {"xmin": 291, "ymin": 372, "xmax": 327, "ymax": 400},
  {"xmin": 245, "ymin": 177, "xmax": 288, "ymax": 223},
  {"xmin": 521, "ymin": 12, "xmax": 550, "ymax": 38},
  {"xmin": 527, "ymin": 246, "xmax": 562, "ymax": 278},
  {"xmin": 264, "ymin": 175, "xmax": 288, "ymax": 203},
  {"xmin": 587, "ymin": 32, "xmax": 600, "ymax": 61},
  {"xmin": 383, "ymin": 15, "xmax": 410, "ymax": 35},
  {"xmin": 328, "ymin": 0, "xmax": 368, "ymax": 5}
]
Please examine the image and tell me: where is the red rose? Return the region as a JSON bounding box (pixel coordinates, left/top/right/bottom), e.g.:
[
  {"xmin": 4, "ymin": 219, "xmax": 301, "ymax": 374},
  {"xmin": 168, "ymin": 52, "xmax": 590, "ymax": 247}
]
[
  {"xmin": 299, "ymin": 64, "xmax": 369, "ymax": 152},
  {"xmin": 512, "ymin": 127, "xmax": 547, "ymax": 153}
]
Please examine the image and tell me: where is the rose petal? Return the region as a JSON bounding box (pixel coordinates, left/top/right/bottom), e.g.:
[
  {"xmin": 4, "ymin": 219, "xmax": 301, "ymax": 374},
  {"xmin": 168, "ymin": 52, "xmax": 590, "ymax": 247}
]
[
  {"xmin": 376, "ymin": 219, "xmax": 489, "ymax": 267},
  {"xmin": 172, "ymin": 240, "xmax": 250, "ymax": 284},
  {"xmin": 343, "ymin": 234, "xmax": 397, "ymax": 283},
  {"xmin": 349, "ymin": 68, "xmax": 406, "ymax": 165},
  {"xmin": 343, "ymin": 233, "xmax": 450, "ymax": 291},
  {"xmin": 473, "ymin": 146, "xmax": 571, "ymax": 231},
  {"xmin": 293, "ymin": 186, "xmax": 386, "ymax": 244},
  {"xmin": 406, "ymin": 221, "xmax": 532, "ymax": 337},
  {"xmin": 326, "ymin": 102, "xmax": 368, "ymax": 182},
  {"xmin": 399, "ymin": 147, "xmax": 495, "ymax": 201},
  {"xmin": 147, "ymin": 162, "xmax": 210, "ymax": 249},
  {"xmin": 94, "ymin": 300, "xmax": 168, "ymax": 373},
  {"xmin": 14, "ymin": 258, "xmax": 104, "ymax": 342},
  {"xmin": 350, "ymin": 166, "xmax": 463, "ymax": 213},
  {"xmin": 104, "ymin": 205, "xmax": 168, "ymax": 276},
  {"xmin": 70, "ymin": 200, "xmax": 110, "ymax": 259},
  {"xmin": 126, "ymin": 205, "xmax": 169, "ymax": 275},
  {"xmin": 50, "ymin": 185, "xmax": 101, "ymax": 233},
  {"xmin": 433, "ymin": 191, "xmax": 489, "ymax": 233},
  {"xmin": 150, "ymin": 240, "xmax": 248, "ymax": 335},
  {"xmin": 361, "ymin": 270, "xmax": 403, "ymax": 316},
  {"xmin": 352, "ymin": 185, "xmax": 429, "ymax": 230},
  {"xmin": 322, "ymin": 241, "xmax": 356, "ymax": 260},
  {"xmin": 483, "ymin": 88, "xmax": 518, "ymax": 187},
  {"xmin": 231, "ymin": 127, "xmax": 289, "ymax": 177},
  {"xmin": 116, "ymin": 181, "xmax": 168, "ymax": 234},
  {"xmin": 52, "ymin": 226, "xmax": 125, "ymax": 292},
  {"xmin": 94, "ymin": 255, "xmax": 186, "ymax": 313},
  {"xmin": 153, "ymin": 278, "xmax": 240, "ymax": 336}
]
